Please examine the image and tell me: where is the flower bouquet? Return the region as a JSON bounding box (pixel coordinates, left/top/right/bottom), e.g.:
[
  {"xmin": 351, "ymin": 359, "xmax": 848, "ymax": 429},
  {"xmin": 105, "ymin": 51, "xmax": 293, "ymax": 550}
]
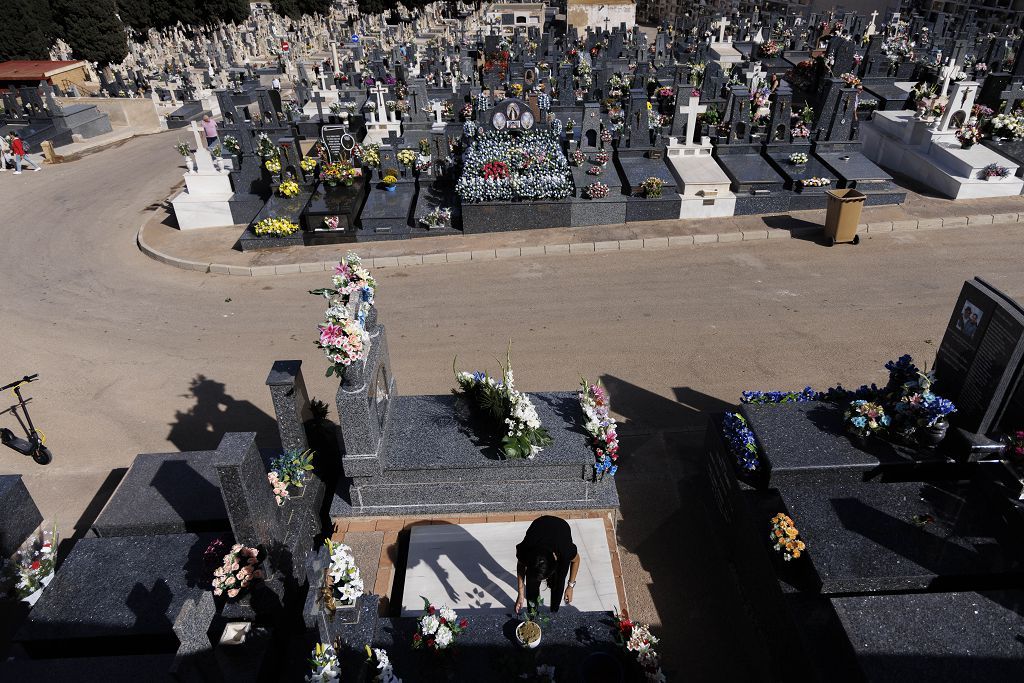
[
  {"xmin": 461, "ymin": 102, "xmax": 474, "ymax": 120},
  {"xmin": 265, "ymin": 157, "xmax": 282, "ymax": 173},
  {"xmin": 253, "ymin": 217, "xmax": 299, "ymax": 237},
  {"xmin": 256, "ymin": 133, "xmax": 276, "ymax": 159},
  {"xmin": 361, "ymin": 144, "xmax": 381, "ymax": 168},
  {"xmin": 722, "ymin": 411, "xmax": 760, "ymax": 471},
  {"xmin": 300, "ymin": 157, "xmax": 318, "ymax": 173},
  {"xmin": 397, "ymin": 148, "xmax": 417, "ymax": 167},
  {"xmin": 583, "ymin": 181, "xmax": 609, "ymax": 199},
  {"xmin": 413, "ymin": 598, "xmax": 468, "ymax": 651},
  {"xmin": 593, "ymin": 150, "xmax": 610, "ymax": 165},
  {"xmin": 601, "ymin": 128, "xmax": 613, "ymax": 143},
  {"xmin": 789, "ymin": 152, "xmax": 808, "ymax": 165},
  {"xmin": 175, "ymin": 141, "xmax": 191, "ymax": 157},
  {"xmin": 365, "ymin": 101, "xmax": 378, "ymax": 114},
  {"xmin": 223, "ymin": 135, "xmax": 241, "ymax": 154},
  {"xmin": 365, "ymin": 646, "xmax": 402, "ymax": 683},
  {"xmin": 840, "ymin": 72, "xmax": 862, "ymax": 88},
  {"xmin": 453, "ymin": 345, "xmax": 552, "ymax": 459},
  {"xmin": 420, "ymin": 206, "xmax": 452, "ymax": 229},
  {"xmin": 656, "ymin": 86, "xmax": 674, "ymax": 99},
  {"xmin": 2, "ymin": 525, "xmax": 57, "ymax": 603},
  {"xmin": 309, "ymin": 253, "xmax": 375, "ymax": 377},
  {"xmin": 306, "ymin": 642, "xmax": 340, "ymax": 682},
  {"xmin": 989, "ymin": 113, "xmax": 1024, "ymax": 139},
  {"xmin": 639, "ymin": 176, "xmax": 664, "ymax": 198},
  {"xmin": 267, "ymin": 448, "xmax": 315, "ymax": 505},
  {"xmin": 579, "ymin": 379, "xmax": 619, "ymax": 478},
  {"xmin": 414, "ymin": 156, "xmax": 432, "ymax": 173},
  {"xmin": 211, "ymin": 544, "xmax": 263, "ymax": 599},
  {"xmin": 323, "ymin": 539, "xmax": 364, "ymax": 607},
  {"xmin": 980, "ymin": 163, "xmax": 1011, "ymax": 180},
  {"xmin": 612, "ymin": 609, "xmax": 665, "ymax": 683},
  {"xmin": 791, "ymin": 122, "xmax": 811, "ymax": 138},
  {"xmin": 845, "ymin": 400, "xmax": 890, "ymax": 438},
  {"xmin": 507, "ymin": 82, "xmax": 524, "ymax": 97},
  {"xmin": 799, "ymin": 177, "xmax": 831, "ymax": 188},
  {"xmin": 956, "ymin": 123, "xmax": 982, "ymax": 148},
  {"xmin": 321, "ymin": 216, "xmax": 340, "ymax": 231},
  {"xmin": 278, "ymin": 180, "xmax": 300, "ymax": 197},
  {"xmin": 770, "ymin": 513, "xmax": 806, "ymax": 561},
  {"xmin": 569, "ymin": 149, "xmax": 586, "ymax": 166},
  {"xmin": 760, "ymin": 39, "xmax": 781, "ymax": 57},
  {"xmin": 586, "ymin": 165, "xmax": 603, "ymax": 176}
]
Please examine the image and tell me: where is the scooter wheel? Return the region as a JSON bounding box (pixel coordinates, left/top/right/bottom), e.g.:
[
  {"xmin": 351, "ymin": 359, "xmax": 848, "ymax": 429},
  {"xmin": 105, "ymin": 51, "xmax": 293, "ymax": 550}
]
[{"xmin": 32, "ymin": 446, "xmax": 52, "ymax": 465}]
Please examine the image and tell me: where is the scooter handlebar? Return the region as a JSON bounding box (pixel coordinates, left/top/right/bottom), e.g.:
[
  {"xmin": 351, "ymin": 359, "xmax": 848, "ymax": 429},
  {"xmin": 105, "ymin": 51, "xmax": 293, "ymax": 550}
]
[{"xmin": 0, "ymin": 375, "xmax": 38, "ymax": 392}]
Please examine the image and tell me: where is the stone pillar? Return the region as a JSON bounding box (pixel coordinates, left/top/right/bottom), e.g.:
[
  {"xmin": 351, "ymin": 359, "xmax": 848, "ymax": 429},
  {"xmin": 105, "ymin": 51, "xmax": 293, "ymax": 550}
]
[
  {"xmin": 335, "ymin": 312, "xmax": 395, "ymax": 479},
  {"xmin": 215, "ymin": 432, "xmax": 286, "ymax": 551},
  {"xmin": 265, "ymin": 360, "xmax": 311, "ymax": 454}
]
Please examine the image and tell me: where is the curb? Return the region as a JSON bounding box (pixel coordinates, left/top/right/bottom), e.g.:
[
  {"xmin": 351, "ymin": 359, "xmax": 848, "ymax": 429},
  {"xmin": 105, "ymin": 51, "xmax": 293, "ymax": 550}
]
[{"xmin": 137, "ymin": 212, "xmax": 1024, "ymax": 277}]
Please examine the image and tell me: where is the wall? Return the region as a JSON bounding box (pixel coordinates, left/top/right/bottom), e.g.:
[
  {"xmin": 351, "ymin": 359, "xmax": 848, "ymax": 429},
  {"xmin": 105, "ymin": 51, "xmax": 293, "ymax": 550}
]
[
  {"xmin": 56, "ymin": 96, "xmax": 164, "ymax": 135},
  {"xmin": 567, "ymin": 3, "xmax": 636, "ymax": 32}
]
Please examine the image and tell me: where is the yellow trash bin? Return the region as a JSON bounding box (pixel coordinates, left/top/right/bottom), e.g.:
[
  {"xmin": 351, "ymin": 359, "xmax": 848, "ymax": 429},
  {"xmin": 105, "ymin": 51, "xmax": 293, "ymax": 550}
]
[{"xmin": 823, "ymin": 189, "xmax": 867, "ymax": 245}]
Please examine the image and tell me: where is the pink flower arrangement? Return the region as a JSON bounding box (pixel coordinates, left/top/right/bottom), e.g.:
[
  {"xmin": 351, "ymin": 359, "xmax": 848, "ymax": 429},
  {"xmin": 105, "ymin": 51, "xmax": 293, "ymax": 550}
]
[
  {"xmin": 579, "ymin": 379, "xmax": 619, "ymax": 478},
  {"xmin": 267, "ymin": 471, "xmax": 288, "ymax": 505},
  {"xmin": 586, "ymin": 165, "xmax": 603, "ymax": 175},
  {"xmin": 212, "ymin": 544, "xmax": 262, "ymax": 599},
  {"xmin": 593, "ymin": 151, "xmax": 609, "ymax": 165}
]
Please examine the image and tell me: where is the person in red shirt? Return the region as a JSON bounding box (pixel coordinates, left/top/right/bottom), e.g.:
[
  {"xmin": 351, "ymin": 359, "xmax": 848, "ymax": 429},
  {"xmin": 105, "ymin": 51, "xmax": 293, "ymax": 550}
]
[{"xmin": 10, "ymin": 133, "xmax": 41, "ymax": 174}]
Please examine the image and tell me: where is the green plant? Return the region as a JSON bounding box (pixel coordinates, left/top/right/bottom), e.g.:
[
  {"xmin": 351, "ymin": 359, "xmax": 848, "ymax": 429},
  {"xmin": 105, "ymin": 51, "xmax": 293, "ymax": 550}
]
[
  {"xmin": 270, "ymin": 448, "xmax": 315, "ymax": 487},
  {"xmin": 383, "ymin": 166, "xmax": 399, "ymax": 180},
  {"xmin": 418, "ymin": 138, "xmax": 431, "ymax": 155}
]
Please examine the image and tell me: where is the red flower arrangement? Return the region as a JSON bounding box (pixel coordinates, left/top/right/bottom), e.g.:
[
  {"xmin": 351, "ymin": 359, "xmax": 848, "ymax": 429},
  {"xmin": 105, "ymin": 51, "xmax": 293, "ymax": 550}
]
[{"xmin": 482, "ymin": 160, "xmax": 510, "ymax": 180}]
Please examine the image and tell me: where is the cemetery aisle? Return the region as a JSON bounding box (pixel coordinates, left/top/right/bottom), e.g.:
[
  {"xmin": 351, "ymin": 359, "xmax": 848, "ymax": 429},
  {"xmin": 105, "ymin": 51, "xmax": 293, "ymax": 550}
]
[{"xmin": 1, "ymin": 134, "xmax": 1024, "ymax": 671}]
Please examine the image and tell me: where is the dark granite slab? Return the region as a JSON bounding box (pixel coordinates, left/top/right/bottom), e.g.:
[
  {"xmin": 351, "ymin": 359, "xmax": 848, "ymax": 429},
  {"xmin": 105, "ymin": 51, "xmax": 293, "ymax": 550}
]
[
  {"xmin": 745, "ymin": 468, "xmax": 1024, "ymax": 594},
  {"xmin": 765, "ymin": 149, "xmax": 835, "ymax": 192},
  {"xmin": 92, "ymin": 451, "xmax": 228, "ymax": 537},
  {"xmin": 302, "ymin": 178, "xmax": 367, "ymax": 234},
  {"xmin": 982, "ymin": 138, "xmax": 1024, "ymax": 171},
  {"xmin": 624, "ymin": 194, "xmax": 682, "ymax": 221},
  {"xmin": 741, "ymin": 402, "xmax": 941, "ymax": 486},
  {"xmin": 617, "ymin": 155, "xmax": 678, "ymax": 195},
  {"xmin": 238, "ymin": 190, "xmax": 314, "ymax": 251},
  {"xmin": 733, "ymin": 193, "xmax": 791, "ymax": 215},
  {"xmin": 462, "ymin": 199, "xmax": 573, "ymax": 233},
  {"xmin": 715, "ymin": 152, "xmax": 786, "ymax": 193},
  {"xmin": 570, "ymin": 195, "xmax": 628, "ymax": 226},
  {"xmin": 382, "ymin": 392, "xmax": 592, "ymax": 475},
  {"xmin": 831, "ymin": 591, "xmax": 1024, "ymax": 682},
  {"xmin": 359, "ymin": 184, "xmax": 417, "ymax": 236},
  {"xmin": 571, "ymin": 164, "xmax": 623, "ymax": 192},
  {"xmin": 814, "ymin": 150, "xmax": 892, "ymax": 184},
  {"xmin": 17, "ymin": 533, "xmax": 217, "ymax": 654},
  {"xmin": 0, "ymin": 475, "xmax": 43, "ymax": 557},
  {"xmin": 861, "ymin": 82, "xmax": 911, "ymax": 111},
  {"xmin": 0, "ymin": 654, "xmax": 177, "ymax": 682}
]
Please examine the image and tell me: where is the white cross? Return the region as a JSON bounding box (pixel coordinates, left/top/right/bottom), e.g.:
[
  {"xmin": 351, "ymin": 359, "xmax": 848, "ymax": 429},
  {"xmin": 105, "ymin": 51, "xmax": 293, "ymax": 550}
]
[
  {"xmin": 939, "ymin": 58, "xmax": 955, "ymax": 98},
  {"xmin": 678, "ymin": 95, "xmax": 707, "ymax": 146},
  {"xmin": 744, "ymin": 62, "xmax": 764, "ymax": 89},
  {"xmin": 716, "ymin": 17, "xmax": 730, "ymax": 43},
  {"xmin": 429, "ymin": 99, "xmax": 445, "ymax": 124},
  {"xmin": 370, "ymin": 82, "xmax": 389, "ymax": 112}
]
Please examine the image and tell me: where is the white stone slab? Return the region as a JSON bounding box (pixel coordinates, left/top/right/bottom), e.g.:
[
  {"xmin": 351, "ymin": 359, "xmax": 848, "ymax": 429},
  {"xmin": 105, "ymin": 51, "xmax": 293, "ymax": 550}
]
[
  {"xmin": 171, "ymin": 192, "xmax": 235, "ymax": 229},
  {"xmin": 401, "ymin": 520, "xmax": 617, "ymax": 616},
  {"xmin": 709, "ymin": 42, "xmax": 742, "ymax": 65}
]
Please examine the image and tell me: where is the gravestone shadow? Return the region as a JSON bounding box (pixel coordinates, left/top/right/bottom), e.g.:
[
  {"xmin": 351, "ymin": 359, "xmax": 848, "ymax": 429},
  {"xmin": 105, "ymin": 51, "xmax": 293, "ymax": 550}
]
[
  {"xmin": 761, "ymin": 215, "xmax": 826, "ymax": 244},
  {"xmin": 167, "ymin": 375, "xmax": 279, "ymax": 451},
  {"xmin": 400, "ymin": 522, "xmax": 520, "ymax": 612},
  {"xmin": 60, "ymin": 467, "xmax": 127, "ymax": 559},
  {"xmin": 600, "ymin": 374, "xmax": 732, "ymax": 432}
]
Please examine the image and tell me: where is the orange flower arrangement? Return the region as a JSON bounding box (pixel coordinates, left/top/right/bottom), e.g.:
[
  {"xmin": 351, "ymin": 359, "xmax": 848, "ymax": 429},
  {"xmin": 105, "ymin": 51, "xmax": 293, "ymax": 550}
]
[{"xmin": 770, "ymin": 513, "xmax": 806, "ymax": 561}]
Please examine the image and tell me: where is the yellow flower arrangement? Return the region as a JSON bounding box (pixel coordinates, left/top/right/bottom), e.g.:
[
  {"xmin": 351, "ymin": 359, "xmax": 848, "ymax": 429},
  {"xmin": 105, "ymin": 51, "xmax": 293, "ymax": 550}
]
[
  {"xmin": 383, "ymin": 175, "xmax": 398, "ymax": 185},
  {"xmin": 397, "ymin": 149, "xmax": 417, "ymax": 167},
  {"xmin": 265, "ymin": 158, "xmax": 282, "ymax": 173},
  {"xmin": 770, "ymin": 513, "xmax": 806, "ymax": 561},
  {"xmin": 300, "ymin": 157, "xmax": 317, "ymax": 172},
  {"xmin": 278, "ymin": 180, "xmax": 300, "ymax": 197},
  {"xmin": 253, "ymin": 217, "xmax": 299, "ymax": 237}
]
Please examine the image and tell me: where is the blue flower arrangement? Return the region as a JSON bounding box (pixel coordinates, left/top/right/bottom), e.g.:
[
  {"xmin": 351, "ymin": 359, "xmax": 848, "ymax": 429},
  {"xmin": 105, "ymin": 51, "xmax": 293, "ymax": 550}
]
[
  {"xmin": 741, "ymin": 387, "xmax": 820, "ymax": 404},
  {"xmin": 722, "ymin": 412, "xmax": 760, "ymax": 471}
]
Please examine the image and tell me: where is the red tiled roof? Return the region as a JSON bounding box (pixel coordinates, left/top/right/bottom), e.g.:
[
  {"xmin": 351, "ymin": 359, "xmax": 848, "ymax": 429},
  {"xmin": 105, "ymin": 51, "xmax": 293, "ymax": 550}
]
[{"xmin": 0, "ymin": 60, "xmax": 86, "ymax": 80}]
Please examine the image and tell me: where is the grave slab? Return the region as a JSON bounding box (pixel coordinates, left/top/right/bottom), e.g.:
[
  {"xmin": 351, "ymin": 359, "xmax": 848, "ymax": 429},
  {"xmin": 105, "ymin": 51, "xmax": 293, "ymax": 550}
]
[
  {"xmin": 0, "ymin": 475, "xmax": 43, "ymax": 557},
  {"xmin": 92, "ymin": 451, "xmax": 229, "ymax": 537},
  {"xmin": 17, "ymin": 533, "xmax": 219, "ymax": 656},
  {"xmin": 401, "ymin": 520, "xmax": 617, "ymax": 615}
]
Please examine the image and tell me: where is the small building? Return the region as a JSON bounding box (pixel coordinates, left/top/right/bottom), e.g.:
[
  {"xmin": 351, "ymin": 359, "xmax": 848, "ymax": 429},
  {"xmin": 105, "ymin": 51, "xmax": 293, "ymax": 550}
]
[
  {"xmin": 484, "ymin": 3, "xmax": 546, "ymax": 33},
  {"xmin": 566, "ymin": 0, "xmax": 637, "ymax": 33},
  {"xmin": 0, "ymin": 60, "xmax": 90, "ymax": 94}
]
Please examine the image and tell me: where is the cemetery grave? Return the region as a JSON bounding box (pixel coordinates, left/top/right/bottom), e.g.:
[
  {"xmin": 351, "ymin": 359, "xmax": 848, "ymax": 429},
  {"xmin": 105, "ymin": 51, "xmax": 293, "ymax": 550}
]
[
  {"xmin": 0, "ymin": 251, "xmax": 645, "ymax": 681},
  {"xmin": 705, "ymin": 276, "xmax": 1024, "ymax": 681}
]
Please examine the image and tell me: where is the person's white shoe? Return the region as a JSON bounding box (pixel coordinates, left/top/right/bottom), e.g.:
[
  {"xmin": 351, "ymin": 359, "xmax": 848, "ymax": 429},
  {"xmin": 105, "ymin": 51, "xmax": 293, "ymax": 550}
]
[
  {"xmin": 13, "ymin": 171, "xmax": 22, "ymax": 175},
  {"xmin": 33, "ymin": 167, "xmax": 41, "ymax": 172}
]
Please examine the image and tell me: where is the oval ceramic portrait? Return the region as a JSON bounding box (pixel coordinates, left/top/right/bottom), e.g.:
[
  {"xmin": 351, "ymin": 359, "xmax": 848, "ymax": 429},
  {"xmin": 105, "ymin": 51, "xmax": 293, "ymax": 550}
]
[{"xmin": 493, "ymin": 111, "xmax": 507, "ymax": 129}]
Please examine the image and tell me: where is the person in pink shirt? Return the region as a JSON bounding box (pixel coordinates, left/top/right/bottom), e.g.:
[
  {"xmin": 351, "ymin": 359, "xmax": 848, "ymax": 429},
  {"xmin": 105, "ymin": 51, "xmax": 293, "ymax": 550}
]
[{"xmin": 201, "ymin": 115, "xmax": 218, "ymax": 150}]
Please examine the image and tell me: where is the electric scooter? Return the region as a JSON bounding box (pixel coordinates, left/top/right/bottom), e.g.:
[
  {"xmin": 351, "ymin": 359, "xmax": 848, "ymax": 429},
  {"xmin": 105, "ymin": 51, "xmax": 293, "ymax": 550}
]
[{"xmin": 0, "ymin": 374, "xmax": 52, "ymax": 465}]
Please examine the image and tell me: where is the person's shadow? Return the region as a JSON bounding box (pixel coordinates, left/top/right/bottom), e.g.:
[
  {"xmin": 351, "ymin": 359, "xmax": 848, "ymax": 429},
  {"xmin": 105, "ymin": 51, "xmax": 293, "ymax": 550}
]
[
  {"xmin": 404, "ymin": 522, "xmax": 520, "ymax": 611},
  {"xmin": 166, "ymin": 375, "xmax": 279, "ymax": 451}
]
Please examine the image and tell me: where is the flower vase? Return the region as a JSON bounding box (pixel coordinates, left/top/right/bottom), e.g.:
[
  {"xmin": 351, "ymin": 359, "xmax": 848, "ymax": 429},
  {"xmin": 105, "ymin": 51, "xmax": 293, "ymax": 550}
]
[
  {"xmin": 326, "ymin": 180, "xmax": 338, "ymax": 188},
  {"xmin": 515, "ymin": 621, "xmax": 543, "ymax": 649},
  {"xmin": 961, "ymin": 141, "xmax": 974, "ymax": 150},
  {"xmin": 344, "ymin": 178, "xmax": 354, "ymax": 187},
  {"xmin": 384, "ymin": 185, "xmax": 396, "ymax": 192},
  {"xmin": 848, "ymin": 432, "xmax": 869, "ymax": 449},
  {"xmin": 23, "ymin": 573, "xmax": 54, "ymax": 606},
  {"xmin": 917, "ymin": 422, "xmax": 949, "ymax": 447}
]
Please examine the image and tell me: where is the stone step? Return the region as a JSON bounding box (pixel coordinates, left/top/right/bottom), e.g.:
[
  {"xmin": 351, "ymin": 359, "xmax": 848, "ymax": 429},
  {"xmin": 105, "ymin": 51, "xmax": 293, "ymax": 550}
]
[{"xmin": 333, "ymin": 477, "xmax": 619, "ymax": 516}]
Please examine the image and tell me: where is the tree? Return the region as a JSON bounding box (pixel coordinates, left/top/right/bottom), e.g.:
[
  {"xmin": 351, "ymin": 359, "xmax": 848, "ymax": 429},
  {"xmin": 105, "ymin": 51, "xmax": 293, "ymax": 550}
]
[
  {"xmin": 52, "ymin": 0, "xmax": 128, "ymax": 66},
  {"xmin": 272, "ymin": 0, "xmax": 330, "ymax": 19},
  {"xmin": 0, "ymin": 0, "xmax": 55, "ymax": 61},
  {"xmin": 199, "ymin": 0, "xmax": 250, "ymax": 25},
  {"xmin": 117, "ymin": 0, "xmax": 152, "ymax": 34}
]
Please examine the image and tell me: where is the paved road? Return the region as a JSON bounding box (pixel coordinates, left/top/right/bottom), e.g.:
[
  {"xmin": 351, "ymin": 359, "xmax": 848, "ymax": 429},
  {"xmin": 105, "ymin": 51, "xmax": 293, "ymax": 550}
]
[{"xmin": 1, "ymin": 130, "xmax": 1023, "ymax": 672}]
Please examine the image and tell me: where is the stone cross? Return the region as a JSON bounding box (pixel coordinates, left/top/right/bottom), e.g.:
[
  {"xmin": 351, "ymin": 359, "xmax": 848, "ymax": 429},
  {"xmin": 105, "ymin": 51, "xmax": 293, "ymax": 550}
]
[
  {"xmin": 429, "ymin": 99, "xmax": 445, "ymax": 125},
  {"xmin": 676, "ymin": 95, "xmax": 706, "ymax": 145},
  {"xmin": 866, "ymin": 11, "xmax": 878, "ymax": 38},
  {"xmin": 189, "ymin": 121, "xmax": 216, "ymax": 172},
  {"xmin": 939, "ymin": 58, "xmax": 955, "ymax": 98},
  {"xmin": 716, "ymin": 17, "xmax": 730, "ymax": 44},
  {"xmin": 999, "ymin": 81, "xmax": 1024, "ymax": 113},
  {"xmin": 744, "ymin": 62, "xmax": 764, "ymax": 90},
  {"xmin": 310, "ymin": 90, "xmax": 327, "ymax": 121},
  {"xmin": 370, "ymin": 82, "xmax": 389, "ymax": 114}
]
